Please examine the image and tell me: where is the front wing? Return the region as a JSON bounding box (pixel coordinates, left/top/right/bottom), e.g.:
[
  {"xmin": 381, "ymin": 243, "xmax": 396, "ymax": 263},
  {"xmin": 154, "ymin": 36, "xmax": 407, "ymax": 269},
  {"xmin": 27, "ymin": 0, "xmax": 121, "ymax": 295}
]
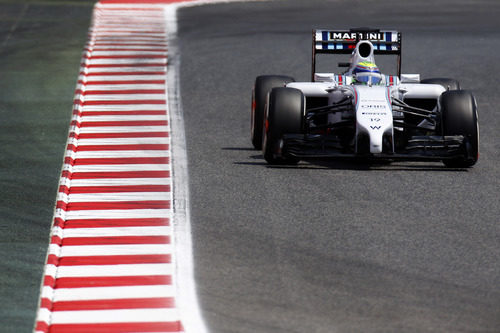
[{"xmin": 282, "ymin": 134, "xmax": 474, "ymax": 162}]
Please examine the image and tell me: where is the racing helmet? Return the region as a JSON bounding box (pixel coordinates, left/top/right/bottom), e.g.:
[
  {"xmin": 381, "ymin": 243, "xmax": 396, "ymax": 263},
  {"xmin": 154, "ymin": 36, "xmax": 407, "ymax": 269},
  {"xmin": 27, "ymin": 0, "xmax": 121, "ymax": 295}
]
[{"xmin": 352, "ymin": 61, "xmax": 382, "ymax": 85}]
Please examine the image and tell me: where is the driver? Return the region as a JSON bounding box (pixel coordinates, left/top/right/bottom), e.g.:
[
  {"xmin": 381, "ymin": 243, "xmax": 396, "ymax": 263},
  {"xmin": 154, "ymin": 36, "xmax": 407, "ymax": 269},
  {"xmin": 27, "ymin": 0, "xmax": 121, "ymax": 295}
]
[{"xmin": 352, "ymin": 61, "xmax": 383, "ymax": 85}]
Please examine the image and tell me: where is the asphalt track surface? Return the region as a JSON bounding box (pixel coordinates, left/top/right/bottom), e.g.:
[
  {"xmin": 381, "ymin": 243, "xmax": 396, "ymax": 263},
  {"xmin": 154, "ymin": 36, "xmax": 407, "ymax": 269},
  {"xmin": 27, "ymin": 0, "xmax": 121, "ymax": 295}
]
[{"xmin": 178, "ymin": 1, "xmax": 500, "ymax": 332}]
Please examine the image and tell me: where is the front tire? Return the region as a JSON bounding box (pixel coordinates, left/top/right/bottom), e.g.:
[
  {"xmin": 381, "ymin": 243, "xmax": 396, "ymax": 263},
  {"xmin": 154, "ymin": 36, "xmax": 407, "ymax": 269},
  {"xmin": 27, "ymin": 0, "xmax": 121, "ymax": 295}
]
[
  {"xmin": 251, "ymin": 75, "xmax": 295, "ymax": 149},
  {"xmin": 262, "ymin": 87, "xmax": 304, "ymax": 165},
  {"xmin": 440, "ymin": 90, "xmax": 479, "ymax": 167}
]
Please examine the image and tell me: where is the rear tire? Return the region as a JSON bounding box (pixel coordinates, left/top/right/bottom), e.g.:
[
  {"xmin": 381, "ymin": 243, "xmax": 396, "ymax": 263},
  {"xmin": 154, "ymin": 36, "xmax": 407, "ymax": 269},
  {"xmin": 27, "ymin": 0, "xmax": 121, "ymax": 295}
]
[
  {"xmin": 262, "ymin": 87, "xmax": 304, "ymax": 165},
  {"xmin": 440, "ymin": 90, "xmax": 479, "ymax": 167},
  {"xmin": 421, "ymin": 78, "xmax": 460, "ymax": 91},
  {"xmin": 251, "ymin": 75, "xmax": 295, "ymax": 149}
]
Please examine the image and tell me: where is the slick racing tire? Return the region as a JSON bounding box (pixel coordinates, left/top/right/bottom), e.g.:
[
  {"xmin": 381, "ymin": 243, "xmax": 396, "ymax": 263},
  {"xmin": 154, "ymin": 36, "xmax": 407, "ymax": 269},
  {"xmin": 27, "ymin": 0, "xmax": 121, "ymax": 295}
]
[
  {"xmin": 251, "ymin": 75, "xmax": 295, "ymax": 149},
  {"xmin": 421, "ymin": 78, "xmax": 461, "ymax": 91},
  {"xmin": 440, "ymin": 90, "xmax": 479, "ymax": 168},
  {"xmin": 262, "ymin": 87, "xmax": 304, "ymax": 165}
]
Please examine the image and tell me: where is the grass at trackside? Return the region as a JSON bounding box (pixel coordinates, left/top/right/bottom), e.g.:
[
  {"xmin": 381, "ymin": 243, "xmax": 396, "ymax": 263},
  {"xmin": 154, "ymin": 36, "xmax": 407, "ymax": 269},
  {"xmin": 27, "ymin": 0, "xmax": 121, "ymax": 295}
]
[
  {"xmin": 0, "ymin": 0, "xmax": 95, "ymax": 5},
  {"xmin": 0, "ymin": 1, "xmax": 93, "ymax": 331}
]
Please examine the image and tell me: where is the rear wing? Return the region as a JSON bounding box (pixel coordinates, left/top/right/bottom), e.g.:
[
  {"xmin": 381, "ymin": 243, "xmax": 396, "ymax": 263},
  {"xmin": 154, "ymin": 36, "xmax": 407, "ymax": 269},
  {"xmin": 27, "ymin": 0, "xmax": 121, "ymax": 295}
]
[{"xmin": 311, "ymin": 28, "xmax": 402, "ymax": 81}]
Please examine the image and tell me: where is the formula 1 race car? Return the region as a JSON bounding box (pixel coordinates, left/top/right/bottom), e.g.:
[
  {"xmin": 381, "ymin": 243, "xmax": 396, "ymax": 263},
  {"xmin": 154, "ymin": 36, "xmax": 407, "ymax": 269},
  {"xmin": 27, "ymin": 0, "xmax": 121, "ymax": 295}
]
[{"xmin": 251, "ymin": 28, "xmax": 479, "ymax": 167}]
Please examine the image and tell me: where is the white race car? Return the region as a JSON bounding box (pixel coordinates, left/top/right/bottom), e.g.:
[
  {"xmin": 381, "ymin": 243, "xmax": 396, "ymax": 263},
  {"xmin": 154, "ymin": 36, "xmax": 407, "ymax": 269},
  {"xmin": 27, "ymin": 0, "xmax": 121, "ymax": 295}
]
[{"xmin": 251, "ymin": 28, "xmax": 479, "ymax": 167}]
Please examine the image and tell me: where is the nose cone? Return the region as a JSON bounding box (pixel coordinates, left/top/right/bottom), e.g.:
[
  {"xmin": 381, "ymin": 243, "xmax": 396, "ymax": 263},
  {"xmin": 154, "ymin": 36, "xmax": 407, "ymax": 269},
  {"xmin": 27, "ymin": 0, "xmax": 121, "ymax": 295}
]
[{"xmin": 354, "ymin": 85, "xmax": 394, "ymax": 154}]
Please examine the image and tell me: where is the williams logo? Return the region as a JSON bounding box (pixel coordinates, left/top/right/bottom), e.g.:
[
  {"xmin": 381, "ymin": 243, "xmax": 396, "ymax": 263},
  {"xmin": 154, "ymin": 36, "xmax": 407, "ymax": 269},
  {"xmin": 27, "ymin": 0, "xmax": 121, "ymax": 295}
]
[{"xmin": 370, "ymin": 126, "xmax": 381, "ymax": 130}]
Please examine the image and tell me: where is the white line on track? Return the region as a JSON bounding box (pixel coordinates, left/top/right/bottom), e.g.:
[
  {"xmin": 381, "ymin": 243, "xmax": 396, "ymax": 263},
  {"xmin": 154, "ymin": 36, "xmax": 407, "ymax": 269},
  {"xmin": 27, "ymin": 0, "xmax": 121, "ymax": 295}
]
[{"xmin": 164, "ymin": 3, "xmax": 208, "ymax": 333}]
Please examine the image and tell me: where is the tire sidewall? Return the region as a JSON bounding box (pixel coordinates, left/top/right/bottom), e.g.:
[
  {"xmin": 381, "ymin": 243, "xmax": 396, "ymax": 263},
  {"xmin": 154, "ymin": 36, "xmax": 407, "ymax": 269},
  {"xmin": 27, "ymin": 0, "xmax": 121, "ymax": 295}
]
[
  {"xmin": 251, "ymin": 75, "xmax": 295, "ymax": 149},
  {"xmin": 440, "ymin": 90, "xmax": 479, "ymax": 167},
  {"xmin": 263, "ymin": 87, "xmax": 304, "ymax": 164}
]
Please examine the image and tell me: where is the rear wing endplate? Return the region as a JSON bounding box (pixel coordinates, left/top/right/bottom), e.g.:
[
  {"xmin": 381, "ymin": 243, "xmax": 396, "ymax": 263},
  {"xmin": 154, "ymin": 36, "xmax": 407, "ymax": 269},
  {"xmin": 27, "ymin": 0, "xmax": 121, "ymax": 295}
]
[{"xmin": 311, "ymin": 28, "xmax": 402, "ymax": 81}]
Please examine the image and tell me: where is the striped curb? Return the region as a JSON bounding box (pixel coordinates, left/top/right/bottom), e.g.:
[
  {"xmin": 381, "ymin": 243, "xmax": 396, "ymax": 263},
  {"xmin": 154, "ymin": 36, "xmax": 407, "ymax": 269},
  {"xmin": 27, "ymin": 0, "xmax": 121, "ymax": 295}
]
[
  {"xmin": 34, "ymin": 0, "xmax": 263, "ymax": 331},
  {"xmin": 35, "ymin": 3, "xmax": 181, "ymax": 332}
]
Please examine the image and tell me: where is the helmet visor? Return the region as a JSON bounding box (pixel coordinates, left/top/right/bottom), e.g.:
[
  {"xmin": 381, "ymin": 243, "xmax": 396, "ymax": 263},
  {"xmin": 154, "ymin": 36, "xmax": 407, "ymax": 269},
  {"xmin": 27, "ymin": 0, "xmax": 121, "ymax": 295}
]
[{"xmin": 355, "ymin": 72, "xmax": 382, "ymax": 85}]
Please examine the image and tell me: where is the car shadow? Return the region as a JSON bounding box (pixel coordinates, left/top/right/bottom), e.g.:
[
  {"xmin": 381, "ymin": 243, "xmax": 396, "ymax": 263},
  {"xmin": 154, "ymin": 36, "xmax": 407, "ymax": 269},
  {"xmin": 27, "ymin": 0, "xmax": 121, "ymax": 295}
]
[{"xmin": 225, "ymin": 147, "xmax": 470, "ymax": 172}]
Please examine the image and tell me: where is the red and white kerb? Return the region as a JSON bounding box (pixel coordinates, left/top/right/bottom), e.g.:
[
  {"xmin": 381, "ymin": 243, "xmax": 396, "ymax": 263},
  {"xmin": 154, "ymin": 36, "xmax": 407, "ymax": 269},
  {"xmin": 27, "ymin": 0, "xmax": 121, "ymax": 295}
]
[{"xmin": 35, "ymin": 3, "xmax": 183, "ymax": 332}]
